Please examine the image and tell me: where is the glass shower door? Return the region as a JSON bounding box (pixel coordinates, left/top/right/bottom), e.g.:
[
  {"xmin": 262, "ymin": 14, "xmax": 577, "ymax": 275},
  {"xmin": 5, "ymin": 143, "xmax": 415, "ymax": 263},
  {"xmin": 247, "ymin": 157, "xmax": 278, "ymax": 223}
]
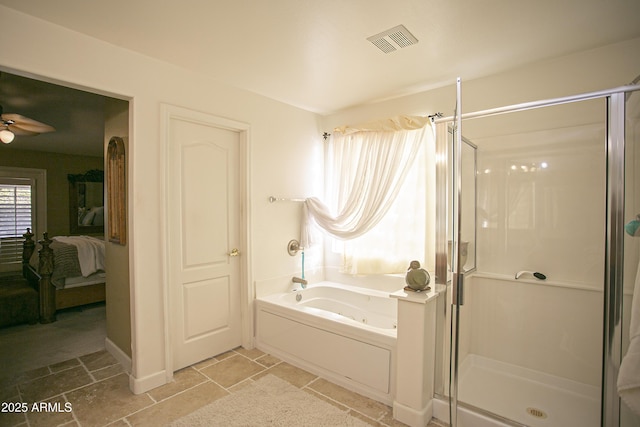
[{"xmin": 447, "ymin": 97, "xmax": 610, "ymax": 427}]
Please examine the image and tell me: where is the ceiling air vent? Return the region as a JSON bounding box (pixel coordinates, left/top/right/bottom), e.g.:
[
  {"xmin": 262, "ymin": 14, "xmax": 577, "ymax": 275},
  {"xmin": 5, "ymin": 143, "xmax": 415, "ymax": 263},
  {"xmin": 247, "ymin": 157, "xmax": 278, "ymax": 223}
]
[{"xmin": 367, "ymin": 24, "xmax": 418, "ymax": 53}]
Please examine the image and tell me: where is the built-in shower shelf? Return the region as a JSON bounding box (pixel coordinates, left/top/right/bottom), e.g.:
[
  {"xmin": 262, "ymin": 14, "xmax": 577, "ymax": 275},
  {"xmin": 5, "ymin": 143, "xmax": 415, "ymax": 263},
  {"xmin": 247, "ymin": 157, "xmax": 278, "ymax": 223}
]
[{"xmin": 471, "ymin": 271, "xmax": 602, "ymax": 293}]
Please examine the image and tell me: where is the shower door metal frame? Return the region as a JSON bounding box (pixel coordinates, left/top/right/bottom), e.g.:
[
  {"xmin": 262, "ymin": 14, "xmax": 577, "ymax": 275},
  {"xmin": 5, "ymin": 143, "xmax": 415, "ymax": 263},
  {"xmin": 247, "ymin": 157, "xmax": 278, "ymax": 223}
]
[
  {"xmin": 434, "ymin": 82, "xmax": 640, "ymax": 427},
  {"xmin": 603, "ymin": 91, "xmax": 625, "ymax": 427}
]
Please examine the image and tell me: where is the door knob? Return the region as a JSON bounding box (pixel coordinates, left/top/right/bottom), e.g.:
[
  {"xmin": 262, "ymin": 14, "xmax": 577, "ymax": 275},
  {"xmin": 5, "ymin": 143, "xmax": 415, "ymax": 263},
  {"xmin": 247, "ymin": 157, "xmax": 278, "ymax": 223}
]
[{"xmin": 228, "ymin": 248, "xmax": 240, "ymax": 257}]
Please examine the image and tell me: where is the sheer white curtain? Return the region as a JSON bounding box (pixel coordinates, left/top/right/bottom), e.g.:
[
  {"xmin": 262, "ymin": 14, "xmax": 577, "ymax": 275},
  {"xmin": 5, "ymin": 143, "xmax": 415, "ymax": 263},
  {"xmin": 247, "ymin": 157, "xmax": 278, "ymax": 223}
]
[{"xmin": 301, "ymin": 115, "xmax": 434, "ymax": 274}]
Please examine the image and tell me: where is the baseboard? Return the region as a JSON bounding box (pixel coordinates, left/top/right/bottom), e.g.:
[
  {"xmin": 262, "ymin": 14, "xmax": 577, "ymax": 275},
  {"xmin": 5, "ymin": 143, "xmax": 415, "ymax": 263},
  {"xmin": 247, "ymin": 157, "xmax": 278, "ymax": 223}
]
[
  {"xmin": 104, "ymin": 337, "xmax": 131, "ymax": 373},
  {"xmin": 393, "ymin": 399, "xmax": 433, "ymax": 427},
  {"xmin": 105, "ymin": 336, "xmax": 169, "ymax": 395},
  {"xmin": 129, "ymin": 369, "xmax": 168, "ymax": 395}
]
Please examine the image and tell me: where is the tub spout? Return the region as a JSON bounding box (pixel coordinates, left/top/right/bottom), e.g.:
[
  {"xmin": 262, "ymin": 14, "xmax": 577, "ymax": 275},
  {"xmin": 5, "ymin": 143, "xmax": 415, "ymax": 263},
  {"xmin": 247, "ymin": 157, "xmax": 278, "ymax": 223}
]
[{"xmin": 292, "ymin": 276, "xmax": 308, "ymax": 288}]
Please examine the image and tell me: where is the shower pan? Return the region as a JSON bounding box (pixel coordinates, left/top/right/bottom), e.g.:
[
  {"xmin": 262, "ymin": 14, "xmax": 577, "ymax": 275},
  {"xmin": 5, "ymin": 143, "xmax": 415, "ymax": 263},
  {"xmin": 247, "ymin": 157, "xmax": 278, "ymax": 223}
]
[{"xmin": 433, "ymin": 80, "xmax": 640, "ymax": 427}]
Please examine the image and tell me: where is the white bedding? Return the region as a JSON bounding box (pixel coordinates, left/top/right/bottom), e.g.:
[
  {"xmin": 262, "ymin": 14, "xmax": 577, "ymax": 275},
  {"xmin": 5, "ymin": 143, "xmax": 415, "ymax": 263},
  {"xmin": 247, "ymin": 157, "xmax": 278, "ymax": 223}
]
[
  {"xmin": 61, "ymin": 271, "xmax": 106, "ymax": 289},
  {"xmin": 28, "ymin": 235, "xmax": 106, "ymax": 289},
  {"xmin": 52, "ymin": 236, "xmax": 105, "ymax": 277}
]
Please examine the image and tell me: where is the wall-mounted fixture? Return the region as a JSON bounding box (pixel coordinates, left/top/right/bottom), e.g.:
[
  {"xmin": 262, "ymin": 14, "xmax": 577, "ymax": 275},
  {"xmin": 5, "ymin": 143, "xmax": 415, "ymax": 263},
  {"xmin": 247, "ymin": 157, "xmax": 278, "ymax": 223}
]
[{"xmin": 288, "ymin": 239, "xmax": 302, "ymax": 256}]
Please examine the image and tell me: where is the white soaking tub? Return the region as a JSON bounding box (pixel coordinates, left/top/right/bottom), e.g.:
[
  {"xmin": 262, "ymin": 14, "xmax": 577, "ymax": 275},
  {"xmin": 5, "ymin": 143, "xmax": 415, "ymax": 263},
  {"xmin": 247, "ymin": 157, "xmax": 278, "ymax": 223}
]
[{"xmin": 255, "ymin": 281, "xmax": 399, "ymax": 404}]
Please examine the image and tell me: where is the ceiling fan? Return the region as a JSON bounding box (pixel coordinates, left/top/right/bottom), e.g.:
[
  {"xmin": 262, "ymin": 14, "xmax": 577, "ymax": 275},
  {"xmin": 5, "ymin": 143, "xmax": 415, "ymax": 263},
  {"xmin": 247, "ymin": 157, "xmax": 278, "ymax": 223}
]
[{"xmin": 0, "ymin": 104, "xmax": 55, "ymax": 144}]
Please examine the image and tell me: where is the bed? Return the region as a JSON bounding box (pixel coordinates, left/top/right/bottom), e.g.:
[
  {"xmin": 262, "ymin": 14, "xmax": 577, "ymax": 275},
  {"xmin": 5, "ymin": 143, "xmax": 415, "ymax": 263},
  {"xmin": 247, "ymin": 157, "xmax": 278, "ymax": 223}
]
[{"xmin": 22, "ymin": 228, "xmax": 106, "ymax": 323}]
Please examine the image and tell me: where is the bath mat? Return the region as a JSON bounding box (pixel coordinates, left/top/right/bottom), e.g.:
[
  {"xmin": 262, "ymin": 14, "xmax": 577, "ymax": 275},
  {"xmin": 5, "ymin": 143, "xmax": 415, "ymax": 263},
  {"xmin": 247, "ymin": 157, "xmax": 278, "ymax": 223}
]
[{"xmin": 170, "ymin": 374, "xmax": 370, "ymax": 426}]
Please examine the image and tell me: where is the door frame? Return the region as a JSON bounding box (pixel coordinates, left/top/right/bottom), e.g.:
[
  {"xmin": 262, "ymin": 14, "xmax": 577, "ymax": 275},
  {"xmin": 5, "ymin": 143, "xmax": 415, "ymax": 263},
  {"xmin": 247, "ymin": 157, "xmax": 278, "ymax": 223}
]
[{"xmin": 160, "ymin": 104, "xmax": 253, "ymax": 381}]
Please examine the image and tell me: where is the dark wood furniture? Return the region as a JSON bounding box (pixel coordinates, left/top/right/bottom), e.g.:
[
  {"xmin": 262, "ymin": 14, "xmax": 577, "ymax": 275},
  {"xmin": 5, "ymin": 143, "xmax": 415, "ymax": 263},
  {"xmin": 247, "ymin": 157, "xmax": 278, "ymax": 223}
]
[
  {"xmin": 22, "ymin": 229, "xmax": 105, "ymax": 323},
  {"xmin": 0, "ymin": 274, "xmax": 38, "ymax": 328}
]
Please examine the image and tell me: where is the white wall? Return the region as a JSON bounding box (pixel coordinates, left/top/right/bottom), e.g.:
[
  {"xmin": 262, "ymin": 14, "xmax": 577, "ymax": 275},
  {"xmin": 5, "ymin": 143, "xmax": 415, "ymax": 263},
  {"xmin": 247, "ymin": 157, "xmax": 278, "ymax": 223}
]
[
  {"xmin": 0, "ymin": 6, "xmax": 323, "ymax": 391},
  {"xmin": 323, "ymin": 37, "xmax": 640, "ymax": 130}
]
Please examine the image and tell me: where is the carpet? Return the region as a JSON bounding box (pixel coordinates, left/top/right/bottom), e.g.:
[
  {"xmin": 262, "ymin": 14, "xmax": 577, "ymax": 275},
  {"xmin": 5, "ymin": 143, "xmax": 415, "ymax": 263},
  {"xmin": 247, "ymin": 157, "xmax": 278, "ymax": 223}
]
[{"xmin": 170, "ymin": 374, "xmax": 371, "ymax": 426}]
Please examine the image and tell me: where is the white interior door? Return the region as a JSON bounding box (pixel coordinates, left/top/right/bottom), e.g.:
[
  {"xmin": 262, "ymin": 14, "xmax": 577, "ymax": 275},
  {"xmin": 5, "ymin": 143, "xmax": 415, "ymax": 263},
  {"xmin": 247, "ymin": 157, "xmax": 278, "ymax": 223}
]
[{"xmin": 168, "ymin": 110, "xmax": 242, "ymax": 370}]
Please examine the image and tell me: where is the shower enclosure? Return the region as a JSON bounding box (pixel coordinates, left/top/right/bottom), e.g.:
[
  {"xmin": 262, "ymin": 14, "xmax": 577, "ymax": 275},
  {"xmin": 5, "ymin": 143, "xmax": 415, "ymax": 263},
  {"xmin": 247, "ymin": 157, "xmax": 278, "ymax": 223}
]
[{"xmin": 433, "ymin": 80, "xmax": 640, "ymax": 427}]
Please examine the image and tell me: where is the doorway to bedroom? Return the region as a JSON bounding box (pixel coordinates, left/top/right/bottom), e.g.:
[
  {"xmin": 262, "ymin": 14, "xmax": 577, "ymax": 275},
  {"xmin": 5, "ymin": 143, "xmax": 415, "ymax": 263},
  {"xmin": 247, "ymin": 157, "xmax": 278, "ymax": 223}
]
[{"xmin": 0, "ymin": 70, "xmax": 130, "ymax": 375}]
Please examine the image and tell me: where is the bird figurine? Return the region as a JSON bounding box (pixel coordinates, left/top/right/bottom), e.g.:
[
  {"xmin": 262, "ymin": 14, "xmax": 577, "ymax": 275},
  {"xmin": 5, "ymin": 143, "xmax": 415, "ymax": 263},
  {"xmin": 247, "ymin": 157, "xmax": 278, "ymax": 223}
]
[{"xmin": 405, "ymin": 260, "xmax": 430, "ymax": 292}]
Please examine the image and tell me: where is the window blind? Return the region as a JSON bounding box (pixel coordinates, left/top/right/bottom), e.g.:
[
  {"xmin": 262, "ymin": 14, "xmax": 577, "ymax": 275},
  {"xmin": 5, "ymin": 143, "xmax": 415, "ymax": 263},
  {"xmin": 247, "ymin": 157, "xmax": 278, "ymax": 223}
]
[{"xmin": 0, "ymin": 183, "xmax": 32, "ymax": 266}]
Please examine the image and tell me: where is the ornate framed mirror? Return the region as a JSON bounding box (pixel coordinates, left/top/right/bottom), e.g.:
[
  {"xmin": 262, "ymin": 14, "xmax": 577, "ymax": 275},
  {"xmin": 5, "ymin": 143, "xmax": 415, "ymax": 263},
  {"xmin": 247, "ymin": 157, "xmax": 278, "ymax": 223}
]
[
  {"xmin": 107, "ymin": 136, "xmax": 126, "ymax": 244},
  {"xmin": 68, "ymin": 169, "xmax": 104, "ymax": 235}
]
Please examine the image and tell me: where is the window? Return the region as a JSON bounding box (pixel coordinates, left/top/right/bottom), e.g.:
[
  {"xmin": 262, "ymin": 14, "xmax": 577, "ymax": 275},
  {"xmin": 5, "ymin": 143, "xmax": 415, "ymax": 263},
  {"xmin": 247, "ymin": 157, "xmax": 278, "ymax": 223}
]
[
  {"xmin": 0, "ymin": 180, "xmax": 32, "ymax": 270},
  {"xmin": 321, "ymin": 123, "xmax": 435, "ymax": 275},
  {"xmin": 332, "ymin": 138, "xmax": 429, "ymax": 274},
  {"xmin": 0, "ymin": 168, "xmax": 46, "ymax": 273}
]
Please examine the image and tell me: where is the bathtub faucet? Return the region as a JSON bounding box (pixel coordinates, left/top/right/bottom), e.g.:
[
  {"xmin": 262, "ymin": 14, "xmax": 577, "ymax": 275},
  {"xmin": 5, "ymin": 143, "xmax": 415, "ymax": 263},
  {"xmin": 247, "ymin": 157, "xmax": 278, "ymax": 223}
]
[{"xmin": 292, "ymin": 276, "xmax": 308, "ymax": 289}]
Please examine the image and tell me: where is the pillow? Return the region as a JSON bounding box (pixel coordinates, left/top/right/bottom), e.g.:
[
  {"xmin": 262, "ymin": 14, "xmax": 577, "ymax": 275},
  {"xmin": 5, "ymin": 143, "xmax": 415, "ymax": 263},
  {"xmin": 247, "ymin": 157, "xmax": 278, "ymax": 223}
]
[
  {"xmin": 81, "ymin": 210, "xmax": 96, "ymax": 225},
  {"xmin": 92, "ymin": 206, "xmax": 104, "ymax": 226}
]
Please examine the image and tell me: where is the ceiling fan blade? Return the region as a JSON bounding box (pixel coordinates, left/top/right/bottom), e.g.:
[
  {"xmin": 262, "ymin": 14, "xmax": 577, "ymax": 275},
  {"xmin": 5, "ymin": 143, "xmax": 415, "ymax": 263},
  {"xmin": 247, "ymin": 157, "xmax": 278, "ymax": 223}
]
[
  {"xmin": 1, "ymin": 113, "xmax": 56, "ymax": 133},
  {"xmin": 7, "ymin": 127, "xmax": 39, "ymax": 136}
]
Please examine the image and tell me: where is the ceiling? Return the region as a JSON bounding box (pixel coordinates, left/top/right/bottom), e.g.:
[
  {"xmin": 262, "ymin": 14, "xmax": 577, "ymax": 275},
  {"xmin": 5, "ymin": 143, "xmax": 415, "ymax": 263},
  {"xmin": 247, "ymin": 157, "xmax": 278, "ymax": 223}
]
[
  {"xmin": 0, "ymin": 72, "xmax": 116, "ymax": 157},
  {"xmin": 1, "ymin": 0, "xmax": 639, "ymax": 155}
]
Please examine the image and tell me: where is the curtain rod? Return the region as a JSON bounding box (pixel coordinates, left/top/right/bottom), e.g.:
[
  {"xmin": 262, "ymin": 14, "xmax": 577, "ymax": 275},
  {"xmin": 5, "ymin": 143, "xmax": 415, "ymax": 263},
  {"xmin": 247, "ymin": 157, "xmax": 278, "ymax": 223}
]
[
  {"xmin": 434, "ymin": 83, "xmax": 640, "ymax": 123},
  {"xmin": 268, "ymin": 196, "xmax": 306, "ymax": 203}
]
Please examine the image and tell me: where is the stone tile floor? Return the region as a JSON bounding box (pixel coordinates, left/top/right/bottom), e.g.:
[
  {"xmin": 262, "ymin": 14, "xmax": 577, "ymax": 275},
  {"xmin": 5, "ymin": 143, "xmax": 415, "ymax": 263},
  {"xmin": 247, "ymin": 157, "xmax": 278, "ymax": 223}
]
[{"xmin": 0, "ymin": 347, "xmax": 447, "ymax": 426}]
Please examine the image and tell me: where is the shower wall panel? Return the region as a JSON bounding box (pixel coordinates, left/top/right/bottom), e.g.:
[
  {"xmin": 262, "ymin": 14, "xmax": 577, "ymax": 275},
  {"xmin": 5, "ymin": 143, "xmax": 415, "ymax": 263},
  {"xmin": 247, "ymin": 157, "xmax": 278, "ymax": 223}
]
[
  {"xmin": 468, "ymin": 275, "xmax": 603, "ymax": 386},
  {"xmin": 475, "ymin": 123, "xmax": 605, "ymax": 286}
]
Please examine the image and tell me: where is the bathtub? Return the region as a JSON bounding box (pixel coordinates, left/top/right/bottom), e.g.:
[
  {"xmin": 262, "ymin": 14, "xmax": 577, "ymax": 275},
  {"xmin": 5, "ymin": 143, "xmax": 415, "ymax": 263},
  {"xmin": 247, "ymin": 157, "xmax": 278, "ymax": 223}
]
[{"xmin": 254, "ymin": 281, "xmax": 399, "ymax": 404}]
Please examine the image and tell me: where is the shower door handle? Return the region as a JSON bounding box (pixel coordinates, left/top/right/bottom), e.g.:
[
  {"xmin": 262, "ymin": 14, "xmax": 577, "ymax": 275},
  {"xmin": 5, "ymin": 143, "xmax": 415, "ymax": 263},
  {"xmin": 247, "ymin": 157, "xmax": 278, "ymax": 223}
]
[{"xmin": 452, "ymin": 272, "xmax": 465, "ymax": 306}]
